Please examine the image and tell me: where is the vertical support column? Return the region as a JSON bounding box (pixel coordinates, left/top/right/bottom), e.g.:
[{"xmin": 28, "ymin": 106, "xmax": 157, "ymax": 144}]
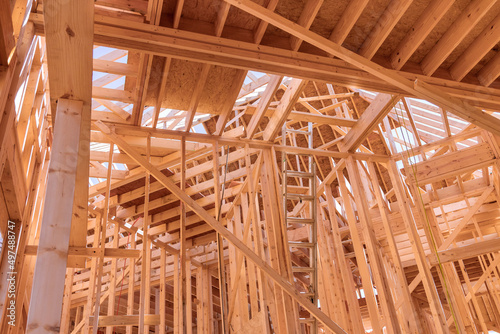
[
  {"xmin": 387, "ymin": 160, "xmax": 449, "ymax": 334},
  {"xmin": 160, "ymin": 249, "xmax": 166, "ymax": 334},
  {"xmin": 186, "ymin": 258, "xmax": 192, "ymax": 334},
  {"xmin": 367, "ymin": 162, "xmax": 421, "ymax": 333},
  {"xmin": 59, "ymin": 268, "xmax": 74, "ymax": 334},
  {"xmin": 213, "ymin": 142, "xmax": 228, "ymax": 332},
  {"xmin": 26, "ymin": 99, "xmax": 82, "ymax": 334},
  {"xmin": 43, "ymin": 0, "xmax": 94, "ymax": 269},
  {"xmin": 324, "ymin": 186, "xmax": 364, "ymax": 333},
  {"xmin": 139, "ymin": 135, "xmax": 152, "ymax": 334},
  {"xmin": 337, "ymin": 170, "xmax": 383, "ymax": 334},
  {"xmin": 179, "ymin": 137, "xmax": 187, "ymax": 332},
  {"xmin": 126, "ymin": 232, "xmax": 137, "ymax": 334},
  {"xmin": 345, "ymin": 156, "xmax": 400, "ymax": 334}
]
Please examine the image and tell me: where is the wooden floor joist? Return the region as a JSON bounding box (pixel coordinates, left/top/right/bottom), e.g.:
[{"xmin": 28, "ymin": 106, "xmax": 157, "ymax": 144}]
[{"xmin": 3, "ymin": 1, "xmax": 500, "ymax": 333}]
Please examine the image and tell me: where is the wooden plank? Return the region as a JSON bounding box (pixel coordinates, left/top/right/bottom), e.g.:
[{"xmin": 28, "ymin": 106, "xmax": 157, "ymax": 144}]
[
  {"xmin": 358, "ymin": 0, "xmax": 412, "ymax": 59},
  {"xmin": 30, "ymin": 14, "xmax": 500, "ymax": 111},
  {"xmin": 420, "ymin": 0, "xmax": 497, "ymax": 76},
  {"xmin": 214, "ymin": 70, "xmax": 247, "ymax": 135},
  {"xmin": 329, "ymin": 0, "xmax": 369, "ymax": 44},
  {"xmin": 439, "ymin": 186, "xmax": 494, "ymax": 250},
  {"xmin": 95, "ymin": 121, "xmax": 348, "ymax": 334},
  {"xmin": 289, "ymin": 0, "xmax": 324, "ymax": 51},
  {"xmin": 450, "ymin": 12, "xmax": 500, "ymax": 81},
  {"xmin": 246, "ymin": 75, "xmax": 282, "ymax": 139},
  {"xmin": 387, "ymin": 160, "xmax": 449, "ymax": 334},
  {"xmin": 336, "ymin": 172, "xmax": 383, "ymax": 332},
  {"xmin": 93, "ymin": 59, "xmax": 137, "ymax": 76},
  {"xmin": 90, "ymin": 315, "xmax": 160, "ymax": 327},
  {"xmin": 25, "ymin": 99, "xmax": 83, "ymax": 334},
  {"xmin": 288, "ymin": 111, "xmax": 356, "ymax": 127},
  {"xmin": 222, "ymin": 0, "xmax": 500, "ymax": 136},
  {"xmin": 106, "ymin": 123, "xmax": 389, "ymax": 162},
  {"xmin": 0, "ymin": 0, "xmax": 14, "ymax": 65},
  {"xmin": 407, "ymin": 143, "xmax": 495, "ymax": 184},
  {"xmin": 341, "ymin": 94, "xmax": 398, "ymax": 152},
  {"xmin": 184, "ymin": 64, "xmax": 210, "ymax": 131},
  {"xmin": 24, "ymin": 246, "xmax": 140, "ymax": 258},
  {"xmin": 42, "ymin": 0, "xmax": 94, "ymax": 268},
  {"xmin": 390, "ymin": 0, "xmax": 454, "ymax": 70},
  {"xmin": 429, "ymin": 238, "xmax": 500, "ymax": 265},
  {"xmin": 262, "ymin": 79, "xmax": 307, "ymax": 141},
  {"xmin": 477, "ymin": 51, "xmax": 500, "ymax": 87}
]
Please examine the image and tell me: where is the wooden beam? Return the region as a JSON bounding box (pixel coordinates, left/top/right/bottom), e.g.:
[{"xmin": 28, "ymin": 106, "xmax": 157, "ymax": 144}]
[
  {"xmin": 420, "ymin": 0, "xmax": 497, "ymax": 76},
  {"xmin": 30, "ymin": 14, "xmax": 500, "ymax": 111},
  {"xmin": 289, "ymin": 0, "xmax": 324, "ymax": 51},
  {"xmin": 341, "ymin": 94, "xmax": 399, "ymax": 152},
  {"xmin": 450, "ymin": 12, "xmax": 500, "ymax": 81},
  {"xmin": 90, "ymin": 315, "xmax": 160, "ymax": 327},
  {"xmin": 439, "ymin": 186, "xmax": 494, "ymax": 250},
  {"xmin": 387, "ymin": 160, "xmax": 449, "ymax": 333},
  {"xmin": 0, "ymin": 0, "xmax": 14, "ymax": 66},
  {"xmin": 246, "ymin": 74, "xmax": 282, "ymax": 139},
  {"xmin": 222, "ymin": 0, "xmax": 500, "ymax": 137},
  {"xmin": 358, "ymin": 0, "xmax": 412, "ymax": 59},
  {"xmin": 262, "ymin": 78, "xmax": 307, "ymax": 141},
  {"xmin": 105, "ymin": 123, "xmax": 389, "ymax": 162},
  {"xmin": 477, "ymin": 51, "xmax": 500, "ymax": 87},
  {"xmin": 390, "ymin": 0, "xmax": 453, "ymax": 70},
  {"xmin": 26, "ymin": 99, "xmax": 83, "ymax": 334},
  {"xmin": 329, "ymin": 0, "xmax": 369, "ymax": 44},
  {"xmin": 94, "ymin": 121, "xmax": 348, "ymax": 334},
  {"xmin": 214, "ymin": 70, "xmax": 247, "ymax": 135},
  {"xmin": 184, "ymin": 64, "xmax": 210, "ymax": 131},
  {"xmin": 24, "ymin": 246, "xmax": 141, "ymax": 258},
  {"xmin": 428, "ymin": 238, "xmax": 500, "ymax": 266},
  {"xmin": 42, "ymin": 0, "xmax": 94, "ymax": 268},
  {"xmin": 93, "ymin": 59, "xmax": 137, "ymax": 76}
]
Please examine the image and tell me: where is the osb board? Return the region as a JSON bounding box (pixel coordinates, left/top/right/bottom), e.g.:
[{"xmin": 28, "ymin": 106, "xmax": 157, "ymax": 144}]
[
  {"xmin": 309, "ymin": 0, "xmax": 350, "ymax": 40},
  {"xmin": 176, "ymin": 0, "xmax": 222, "ymax": 24},
  {"xmin": 198, "ymin": 66, "xmax": 244, "ymax": 115},
  {"xmin": 144, "ymin": 58, "xmax": 242, "ymax": 115}
]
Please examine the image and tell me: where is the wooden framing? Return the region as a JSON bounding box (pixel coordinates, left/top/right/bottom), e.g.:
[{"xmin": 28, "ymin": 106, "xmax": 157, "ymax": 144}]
[{"xmin": 3, "ymin": 1, "xmax": 500, "ymax": 333}]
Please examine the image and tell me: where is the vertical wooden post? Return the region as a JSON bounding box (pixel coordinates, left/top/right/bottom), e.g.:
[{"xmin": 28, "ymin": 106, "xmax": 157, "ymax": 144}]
[
  {"xmin": 186, "ymin": 258, "xmax": 193, "ymax": 334},
  {"xmin": 92, "ymin": 143, "xmax": 114, "ymax": 334},
  {"xmin": 126, "ymin": 232, "xmax": 136, "ymax": 334},
  {"xmin": 59, "ymin": 268, "xmax": 74, "ymax": 334},
  {"xmin": 26, "ymin": 99, "xmax": 82, "ymax": 334},
  {"xmin": 367, "ymin": 161, "xmax": 421, "ymax": 333},
  {"xmin": 160, "ymin": 249, "xmax": 166, "ymax": 334},
  {"xmin": 337, "ymin": 171, "xmax": 383, "ymax": 333},
  {"xmin": 139, "ymin": 135, "xmax": 152, "ymax": 334},
  {"xmin": 387, "ymin": 160, "xmax": 449, "ymax": 334},
  {"xmin": 180, "ymin": 137, "xmax": 187, "ymax": 332},
  {"xmin": 213, "ymin": 142, "xmax": 228, "ymax": 332}
]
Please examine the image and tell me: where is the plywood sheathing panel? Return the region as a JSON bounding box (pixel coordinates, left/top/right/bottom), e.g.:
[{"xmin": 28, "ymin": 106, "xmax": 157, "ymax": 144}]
[
  {"xmin": 145, "ymin": 59, "xmax": 244, "ymax": 115},
  {"xmin": 309, "ymin": 0, "xmax": 350, "ymax": 40},
  {"xmin": 181, "ymin": 0, "xmax": 220, "ymax": 23}
]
